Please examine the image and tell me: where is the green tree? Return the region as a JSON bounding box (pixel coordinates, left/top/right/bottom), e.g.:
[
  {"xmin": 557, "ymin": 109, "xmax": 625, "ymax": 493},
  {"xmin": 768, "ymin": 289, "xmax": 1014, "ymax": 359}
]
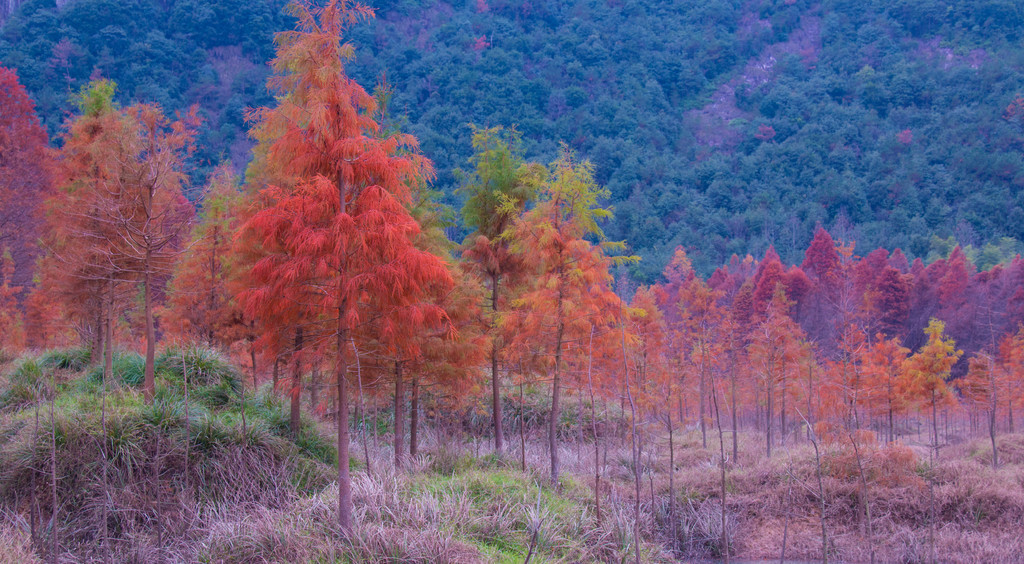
[{"xmin": 458, "ymin": 125, "xmax": 542, "ymax": 454}]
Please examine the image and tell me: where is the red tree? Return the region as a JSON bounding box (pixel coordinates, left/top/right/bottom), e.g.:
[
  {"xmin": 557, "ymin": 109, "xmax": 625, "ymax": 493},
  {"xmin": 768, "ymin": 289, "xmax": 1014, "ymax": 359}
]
[
  {"xmin": 162, "ymin": 165, "xmax": 247, "ymax": 348},
  {"xmin": 234, "ymin": 0, "xmax": 452, "ymax": 530},
  {"xmin": 0, "ymin": 67, "xmax": 51, "ymax": 296},
  {"xmin": 0, "ymin": 249, "xmax": 25, "ymax": 351}
]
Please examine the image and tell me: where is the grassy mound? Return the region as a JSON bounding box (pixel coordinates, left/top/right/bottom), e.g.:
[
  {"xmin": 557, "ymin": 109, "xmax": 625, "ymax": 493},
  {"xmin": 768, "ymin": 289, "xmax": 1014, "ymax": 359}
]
[
  {"xmin": 0, "ymin": 347, "xmax": 667, "ymax": 563},
  {"xmin": 0, "ymin": 348, "xmax": 334, "ymax": 562}
]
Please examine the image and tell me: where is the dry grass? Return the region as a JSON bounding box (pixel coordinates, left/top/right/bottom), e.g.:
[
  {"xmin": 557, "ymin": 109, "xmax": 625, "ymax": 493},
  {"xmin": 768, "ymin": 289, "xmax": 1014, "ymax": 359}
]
[
  {"xmin": 3, "ymin": 357, "xmax": 1023, "ymax": 562},
  {"xmin": 602, "ymin": 427, "xmax": 1024, "ymax": 563},
  {"xmin": 0, "ymin": 511, "xmax": 39, "ymax": 564}
]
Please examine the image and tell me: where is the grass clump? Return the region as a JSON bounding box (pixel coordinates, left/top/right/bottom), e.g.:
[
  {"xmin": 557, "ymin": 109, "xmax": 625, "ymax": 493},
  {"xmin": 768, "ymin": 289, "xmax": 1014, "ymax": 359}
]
[
  {"xmin": 85, "ymin": 351, "xmax": 145, "ymax": 387},
  {"xmin": 157, "ymin": 345, "xmax": 240, "ymax": 389},
  {"xmin": 0, "ymin": 356, "xmax": 45, "ymax": 411},
  {"xmin": 39, "ymin": 347, "xmax": 91, "ymax": 372}
]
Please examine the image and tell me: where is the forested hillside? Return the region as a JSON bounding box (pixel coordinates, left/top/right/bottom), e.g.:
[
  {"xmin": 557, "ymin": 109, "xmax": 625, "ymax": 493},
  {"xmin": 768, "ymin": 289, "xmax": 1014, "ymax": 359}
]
[{"xmin": 4, "ymin": 0, "xmax": 1024, "ymax": 278}]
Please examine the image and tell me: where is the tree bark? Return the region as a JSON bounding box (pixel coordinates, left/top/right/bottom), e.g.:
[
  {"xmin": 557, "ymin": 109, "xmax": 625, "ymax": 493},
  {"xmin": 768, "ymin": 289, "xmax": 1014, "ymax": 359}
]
[
  {"xmin": 699, "ymin": 355, "xmax": 707, "ymax": 449},
  {"xmin": 620, "ymin": 316, "xmax": 642, "ymax": 564},
  {"xmin": 91, "ymin": 303, "xmax": 102, "ymax": 364},
  {"xmin": 585, "ymin": 328, "xmax": 601, "ymax": 524},
  {"xmin": 310, "ymin": 365, "xmax": 320, "ymax": 413},
  {"xmin": 143, "ymin": 251, "xmax": 155, "ymax": 404},
  {"xmin": 101, "ymin": 285, "xmax": 112, "ymax": 563},
  {"xmin": 394, "ymin": 361, "xmax": 405, "ymax": 469},
  {"xmin": 249, "ymin": 339, "xmax": 258, "ymax": 389},
  {"xmin": 520, "ymin": 377, "xmax": 527, "ymax": 472},
  {"xmin": 291, "ymin": 328, "xmax": 304, "ymax": 437},
  {"xmin": 766, "ymin": 383, "xmax": 773, "ymax": 458},
  {"xmin": 780, "ymin": 371, "xmax": 787, "ymax": 447},
  {"xmin": 989, "ymin": 361, "xmax": 998, "ymax": 468},
  {"xmin": 410, "ymin": 374, "xmax": 420, "ymax": 458},
  {"xmin": 731, "ymin": 353, "xmax": 738, "ymax": 464},
  {"xmin": 336, "ymin": 318, "xmax": 351, "ymax": 532},
  {"xmin": 490, "ymin": 273, "xmax": 504, "ymax": 454},
  {"xmin": 667, "ymin": 406, "xmax": 676, "ymax": 551},
  {"xmin": 710, "ymin": 372, "xmax": 730, "ymax": 564},
  {"xmin": 549, "ymin": 317, "xmax": 564, "ymax": 484},
  {"xmin": 50, "ymin": 363, "xmax": 58, "ymax": 563},
  {"xmin": 352, "ymin": 339, "xmax": 371, "ymax": 475}
]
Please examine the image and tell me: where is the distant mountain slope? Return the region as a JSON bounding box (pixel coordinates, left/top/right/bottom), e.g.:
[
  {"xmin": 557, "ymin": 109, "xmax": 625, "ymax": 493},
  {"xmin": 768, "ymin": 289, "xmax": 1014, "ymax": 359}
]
[
  {"xmin": 0, "ymin": 0, "xmax": 290, "ymax": 184},
  {"xmin": 3, "ymin": 0, "xmax": 1024, "ymax": 280}
]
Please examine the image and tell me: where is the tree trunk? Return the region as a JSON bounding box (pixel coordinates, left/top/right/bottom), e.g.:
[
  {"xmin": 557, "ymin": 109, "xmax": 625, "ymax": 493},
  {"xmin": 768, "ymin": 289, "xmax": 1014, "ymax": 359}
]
[
  {"xmin": 100, "ymin": 282, "xmax": 112, "ymax": 563},
  {"xmin": 989, "ymin": 361, "xmax": 998, "ymax": 468},
  {"xmin": 731, "ymin": 356, "xmax": 738, "ymax": 464},
  {"xmin": 888, "ymin": 405, "xmax": 894, "ymax": 444},
  {"xmin": 807, "ymin": 363, "xmax": 814, "ymax": 442},
  {"xmin": 91, "ymin": 302, "xmax": 102, "ymax": 365},
  {"xmin": 336, "ymin": 319, "xmax": 351, "ymax": 532},
  {"xmin": 585, "ymin": 328, "xmax": 601, "ymax": 524},
  {"xmin": 104, "ymin": 285, "xmax": 114, "ymax": 386},
  {"xmin": 620, "ymin": 318, "xmax": 642, "ymax": 564},
  {"xmin": 143, "ymin": 251, "xmax": 156, "ymax": 404},
  {"xmin": 490, "ymin": 273, "xmax": 504, "ymax": 454},
  {"xmin": 519, "ymin": 377, "xmax": 526, "ymax": 472},
  {"xmin": 550, "ymin": 318, "xmax": 564, "ymax": 484},
  {"xmin": 850, "ymin": 432, "xmax": 875, "ymax": 563},
  {"xmin": 410, "ymin": 374, "xmax": 420, "ymax": 458},
  {"xmin": 49, "ymin": 358, "xmax": 58, "ymax": 564},
  {"xmin": 394, "ymin": 361, "xmax": 405, "ymax": 470},
  {"xmin": 310, "ymin": 365, "xmax": 320, "ymax": 413},
  {"xmin": 30, "ymin": 381, "xmax": 40, "ymax": 552},
  {"xmin": 352, "ymin": 339, "xmax": 371, "ymax": 474},
  {"xmin": 766, "ymin": 384, "xmax": 773, "ymax": 458},
  {"xmin": 249, "ymin": 340, "xmax": 258, "ymax": 389},
  {"xmin": 181, "ymin": 335, "xmax": 195, "ymax": 483},
  {"xmin": 667, "ymin": 406, "xmax": 676, "ymax": 551},
  {"xmin": 710, "ymin": 372, "xmax": 730, "ymax": 564},
  {"xmin": 780, "ymin": 372, "xmax": 787, "ymax": 447},
  {"xmin": 291, "ymin": 328, "xmax": 304, "ymax": 437},
  {"xmin": 699, "ymin": 359, "xmax": 707, "ymax": 449}
]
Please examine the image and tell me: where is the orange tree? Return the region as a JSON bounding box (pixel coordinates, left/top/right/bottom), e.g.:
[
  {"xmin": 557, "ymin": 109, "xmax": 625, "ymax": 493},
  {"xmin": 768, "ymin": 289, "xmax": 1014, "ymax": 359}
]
[
  {"xmin": 44, "ymin": 80, "xmax": 197, "ymax": 392},
  {"xmin": 862, "ymin": 334, "xmax": 911, "ymax": 442},
  {"xmin": 902, "ymin": 318, "xmax": 962, "ymax": 456},
  {"xmin": 506, "ymin": 149, "xmax": 624, "ymax": 484},
  {"xmin": 673, "ymin": 254, "xmax": 726, "ymax": 449},
  {"xmin": 748, "ymin": 284, "xmax": 804, "ymax": 457},
  {"xmin": 233, "ymin": 0, "xmax": 451, "ymax": 530},
  {"xmin": 960, "ymin": 351, "xmax": 1003, "ymax": 466},
  {"xmin": 998, "ymin": 328, "xmax": 1024, "ymax": 432},
  {"xmin": 42, "ymin": 80, "xmax": 126, "ymax": 362}
]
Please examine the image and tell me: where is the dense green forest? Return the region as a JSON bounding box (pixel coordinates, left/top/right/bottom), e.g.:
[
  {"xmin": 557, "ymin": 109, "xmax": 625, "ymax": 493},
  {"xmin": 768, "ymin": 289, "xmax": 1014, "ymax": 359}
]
[{"xmin": 3, "ymin": 0, "xmax": 1024, "ymax": 279}]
